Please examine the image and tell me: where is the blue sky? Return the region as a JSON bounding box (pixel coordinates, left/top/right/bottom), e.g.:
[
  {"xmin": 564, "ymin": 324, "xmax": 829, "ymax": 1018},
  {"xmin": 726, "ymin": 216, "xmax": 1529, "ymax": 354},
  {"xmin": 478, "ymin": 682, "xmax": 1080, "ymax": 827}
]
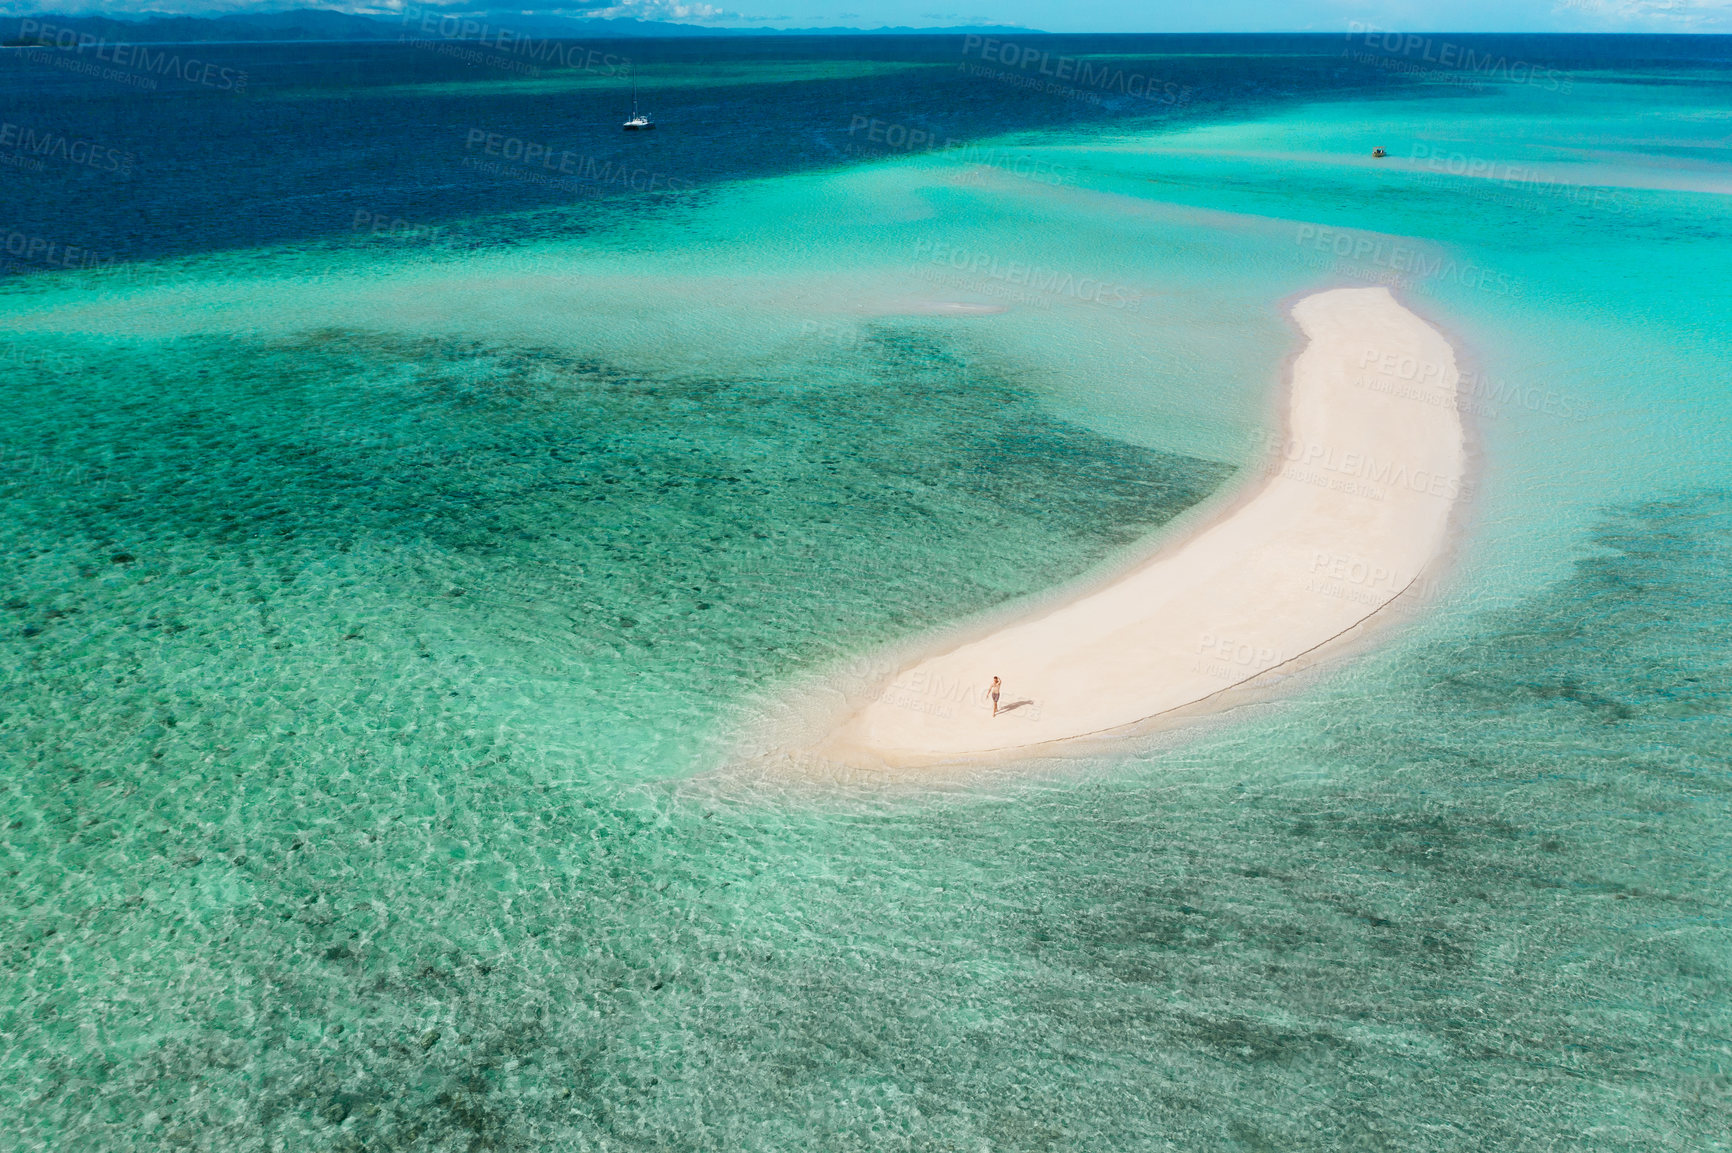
[{"xmin": 10, "ymin": 0, "xmax": 1732, "ymax": 32}]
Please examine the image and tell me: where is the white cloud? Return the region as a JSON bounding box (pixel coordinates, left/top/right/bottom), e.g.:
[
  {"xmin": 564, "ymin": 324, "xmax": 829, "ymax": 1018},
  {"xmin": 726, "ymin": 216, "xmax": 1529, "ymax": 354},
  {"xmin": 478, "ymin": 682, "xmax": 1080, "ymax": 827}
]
[
  {"xmin": 582, "ymin": 0, "xmax": 733, "ymax": 19},
  {"xmin": 1548, "ymin": 0, "xmax": 1732, "ymax": 26},
  {"xmin": 0, "ymin": 0, "xmax": 736, "ymax": 20},
  {"xmin": 4, "ymin": 0, "xmax": 1728, "ymax": 30}
]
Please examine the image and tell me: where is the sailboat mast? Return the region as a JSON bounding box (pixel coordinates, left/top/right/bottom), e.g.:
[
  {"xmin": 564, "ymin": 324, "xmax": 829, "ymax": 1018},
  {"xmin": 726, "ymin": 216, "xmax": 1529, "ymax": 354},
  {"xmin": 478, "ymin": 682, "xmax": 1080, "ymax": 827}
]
[{"xmin": 621, "ymin": 63, "xmax": 652, "ymax": 129}]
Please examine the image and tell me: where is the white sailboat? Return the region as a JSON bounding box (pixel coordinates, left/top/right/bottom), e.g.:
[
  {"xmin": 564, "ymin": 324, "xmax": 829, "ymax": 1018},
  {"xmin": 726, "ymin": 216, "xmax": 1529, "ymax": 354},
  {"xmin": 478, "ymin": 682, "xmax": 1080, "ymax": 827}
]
[{"xmin": 622, "ymin": 71, "xmax": 654, "ymax": 131}]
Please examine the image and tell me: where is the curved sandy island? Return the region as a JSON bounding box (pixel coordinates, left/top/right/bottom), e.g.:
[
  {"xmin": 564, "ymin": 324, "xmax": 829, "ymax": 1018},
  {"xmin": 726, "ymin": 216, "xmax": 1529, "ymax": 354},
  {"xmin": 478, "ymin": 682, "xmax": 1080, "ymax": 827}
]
[{"xmin": 820, "ymin": 286, "xmax": 1466, "ymax": 765}]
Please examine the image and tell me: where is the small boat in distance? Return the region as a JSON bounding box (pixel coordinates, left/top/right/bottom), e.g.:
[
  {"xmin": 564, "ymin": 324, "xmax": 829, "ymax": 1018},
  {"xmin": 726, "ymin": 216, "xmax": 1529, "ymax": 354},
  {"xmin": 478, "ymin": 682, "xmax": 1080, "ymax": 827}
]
[{"xmin": 623, "ymin": 73, "xmax": 654, "ymax": 131}]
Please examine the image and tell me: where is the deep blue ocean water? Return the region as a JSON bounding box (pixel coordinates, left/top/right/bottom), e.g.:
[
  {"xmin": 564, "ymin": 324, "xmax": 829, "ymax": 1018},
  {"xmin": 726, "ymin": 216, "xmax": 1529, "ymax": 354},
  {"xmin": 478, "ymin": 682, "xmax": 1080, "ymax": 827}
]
[{"xmin": 2, "ymin": 32, "xmax": 1729, "ymax": 1152}]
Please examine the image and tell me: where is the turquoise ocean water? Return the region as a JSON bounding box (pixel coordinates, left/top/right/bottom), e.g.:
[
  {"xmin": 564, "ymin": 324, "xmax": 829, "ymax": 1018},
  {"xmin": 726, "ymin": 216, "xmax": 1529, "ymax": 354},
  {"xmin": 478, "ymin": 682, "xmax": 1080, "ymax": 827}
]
[{"xmin": 2, "ymin": 34, "xmax": 1729, "ymax": 1150}]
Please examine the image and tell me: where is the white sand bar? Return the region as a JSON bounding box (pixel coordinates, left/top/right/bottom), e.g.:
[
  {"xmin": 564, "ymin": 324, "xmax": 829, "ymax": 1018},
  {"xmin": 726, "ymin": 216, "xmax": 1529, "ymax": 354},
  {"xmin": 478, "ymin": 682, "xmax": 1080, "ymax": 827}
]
[{"xmin": 822, "ymin": 287, "xmax": 1466, "ymax": 764}]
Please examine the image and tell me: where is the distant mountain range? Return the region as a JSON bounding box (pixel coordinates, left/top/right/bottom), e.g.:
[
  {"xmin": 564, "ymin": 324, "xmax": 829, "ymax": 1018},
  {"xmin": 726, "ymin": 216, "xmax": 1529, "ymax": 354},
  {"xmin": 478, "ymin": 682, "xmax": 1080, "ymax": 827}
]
[{"xmin": 3, "ymin": 7, "xmax": 1041, "ymax": 43}]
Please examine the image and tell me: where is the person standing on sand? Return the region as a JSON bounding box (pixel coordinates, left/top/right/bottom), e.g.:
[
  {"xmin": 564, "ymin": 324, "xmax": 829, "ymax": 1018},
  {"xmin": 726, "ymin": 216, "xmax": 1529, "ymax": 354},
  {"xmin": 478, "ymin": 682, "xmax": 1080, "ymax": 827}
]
[{"xmin": 989, "ymin": 676, "xmax": 1001, "ymax": 717}]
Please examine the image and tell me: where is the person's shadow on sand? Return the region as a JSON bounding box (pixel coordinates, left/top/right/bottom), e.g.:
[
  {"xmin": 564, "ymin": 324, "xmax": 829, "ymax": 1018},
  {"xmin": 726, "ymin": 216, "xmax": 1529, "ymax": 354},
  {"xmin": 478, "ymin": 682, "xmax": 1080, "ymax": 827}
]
[{"xmin": 997, "ymin": 699, "xmax": 1036, "ymax": 715}]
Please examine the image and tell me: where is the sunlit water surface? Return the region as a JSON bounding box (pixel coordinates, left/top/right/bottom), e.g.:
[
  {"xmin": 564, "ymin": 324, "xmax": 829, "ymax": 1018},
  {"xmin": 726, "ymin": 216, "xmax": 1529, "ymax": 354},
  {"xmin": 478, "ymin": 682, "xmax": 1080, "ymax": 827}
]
[{"xmin": 1, "ymin": 35, "xmax": 1728, "ymax": 1152}]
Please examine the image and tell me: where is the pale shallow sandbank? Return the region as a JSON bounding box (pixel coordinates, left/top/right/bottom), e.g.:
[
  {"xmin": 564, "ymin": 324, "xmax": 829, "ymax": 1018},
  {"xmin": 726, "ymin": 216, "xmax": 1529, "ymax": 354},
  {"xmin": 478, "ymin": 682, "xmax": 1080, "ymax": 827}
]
[{"xmin": 820, "ymin": 286, "xmax": 1468, "ymax": 765}]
